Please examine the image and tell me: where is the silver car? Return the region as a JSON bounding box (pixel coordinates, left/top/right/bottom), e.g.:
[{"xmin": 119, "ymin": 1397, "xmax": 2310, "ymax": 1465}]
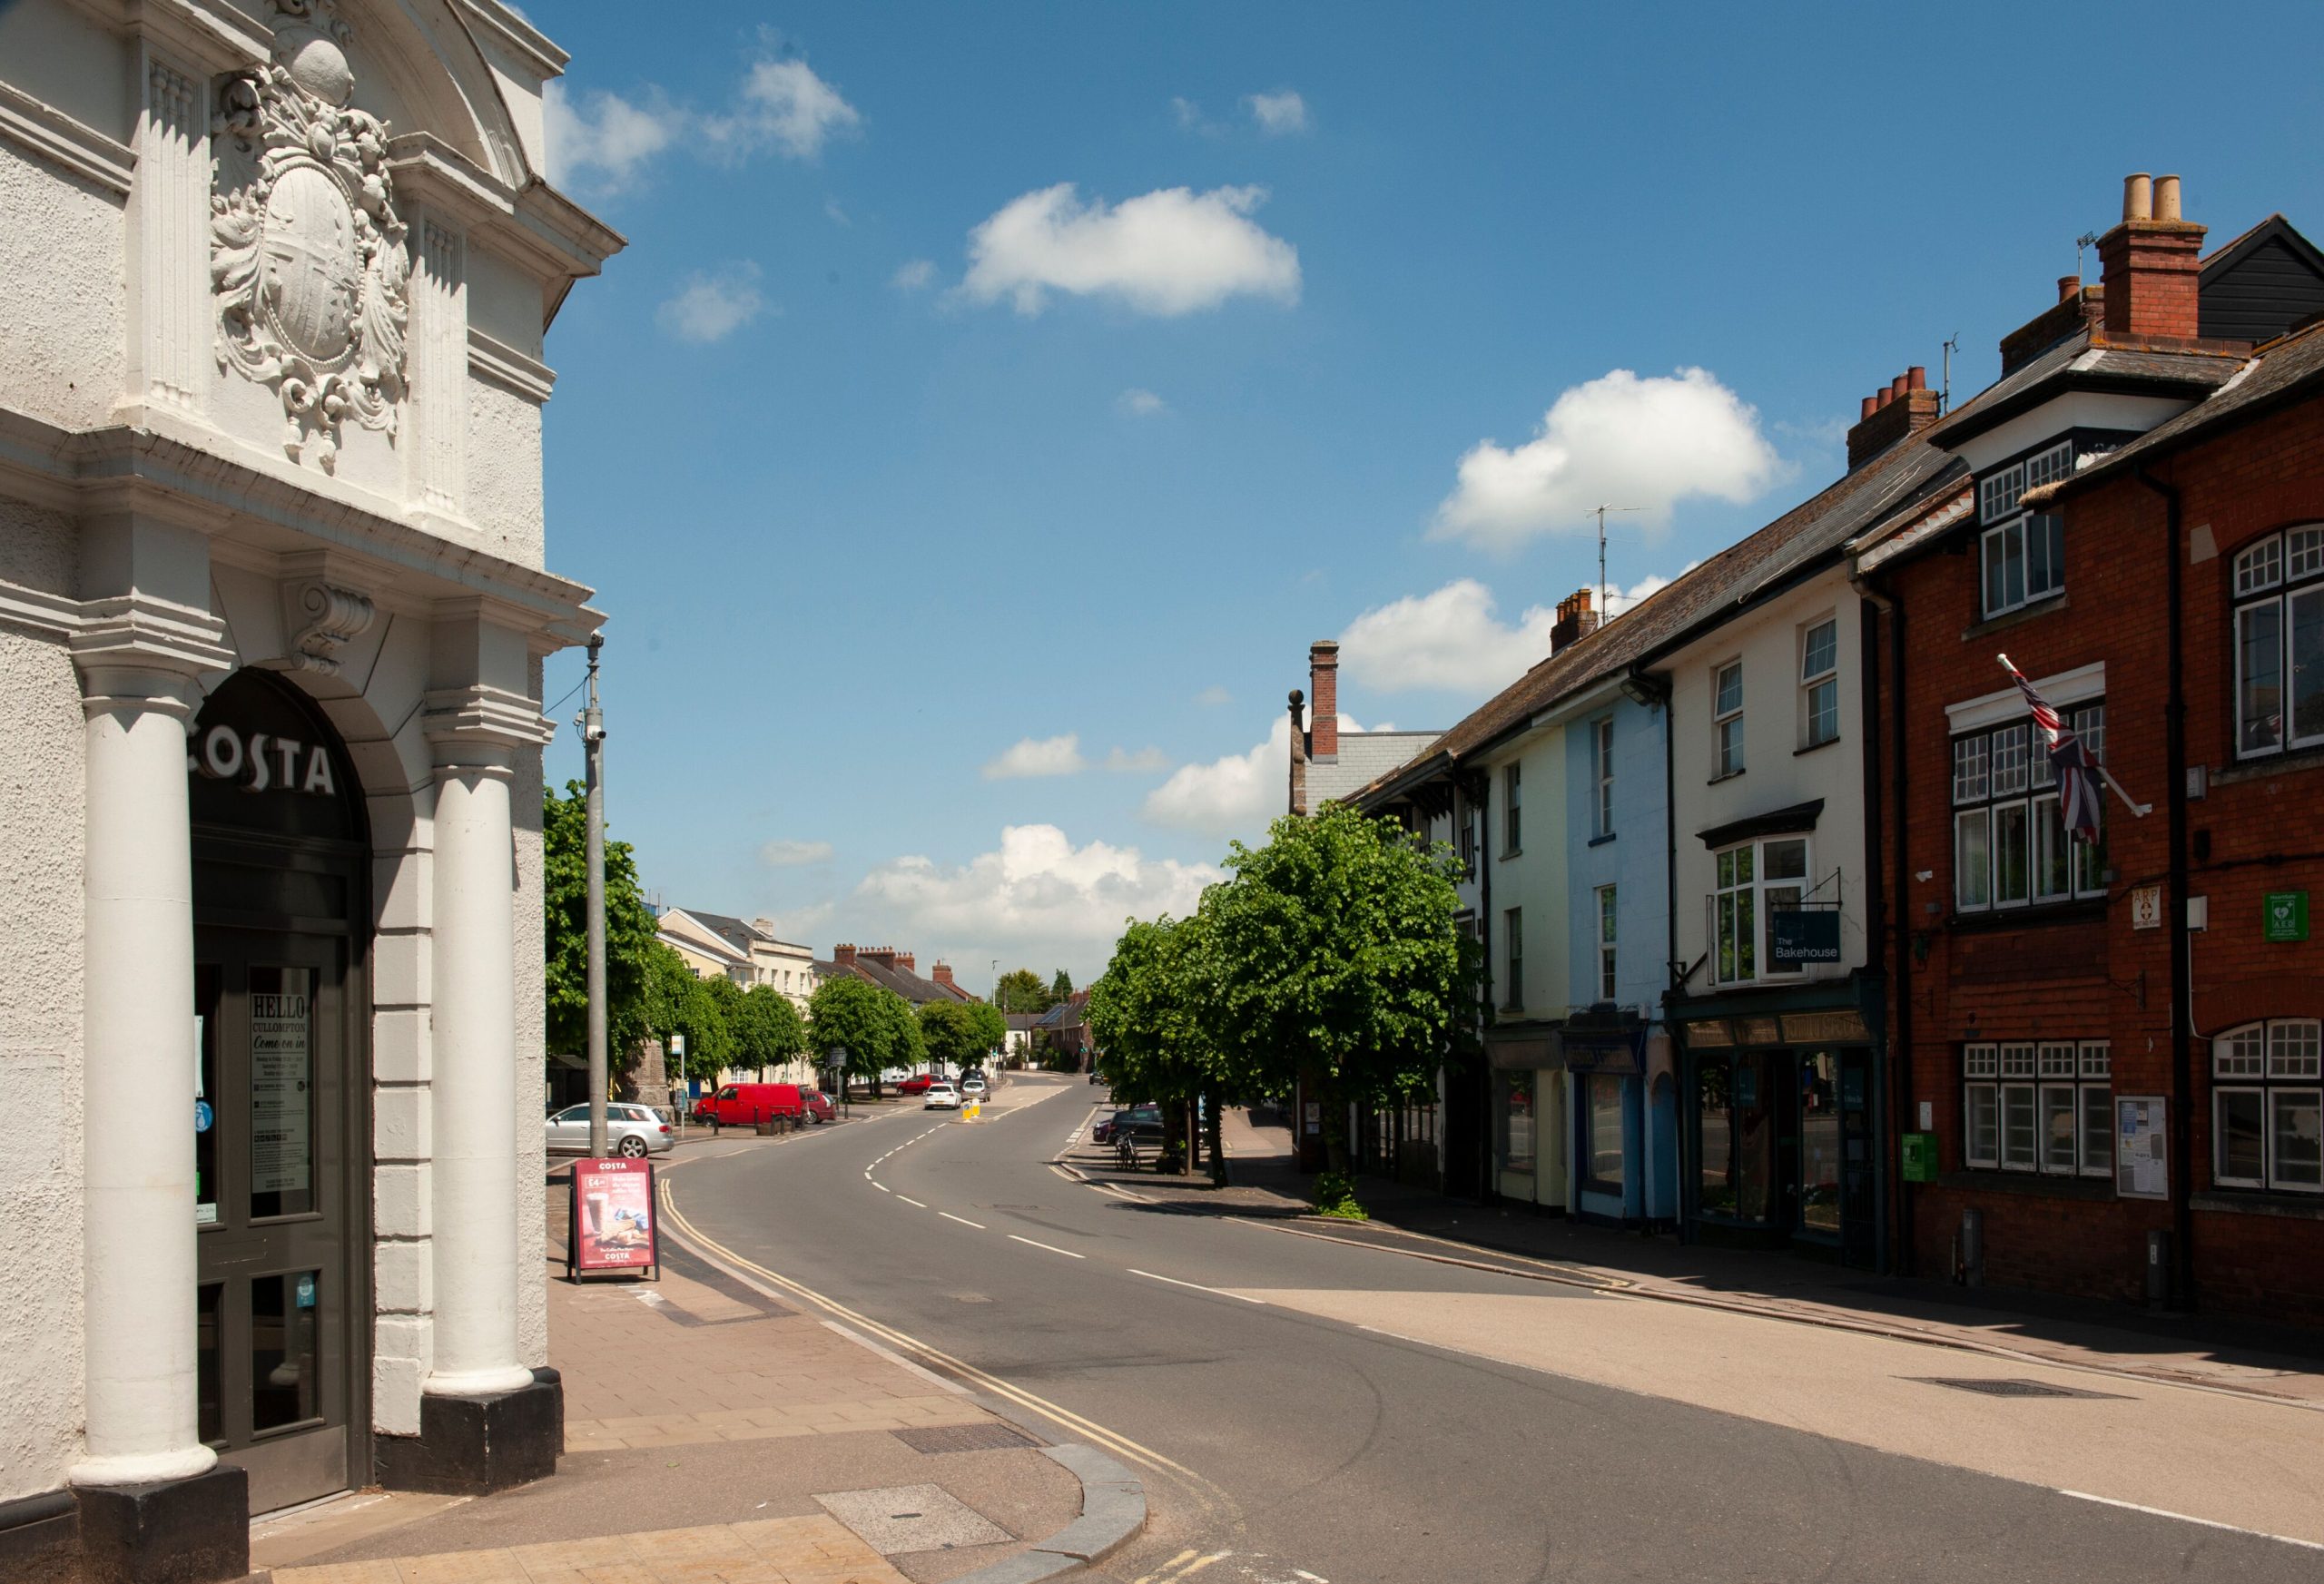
[{"xmin": 545, "ymin": 1101, "xmax": 671, "ymax": 1158}]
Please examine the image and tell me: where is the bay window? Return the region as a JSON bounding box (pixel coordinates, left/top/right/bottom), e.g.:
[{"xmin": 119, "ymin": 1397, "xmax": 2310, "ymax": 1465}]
[
  {"xmin": 2212, "ymin": 1019, "xmax": 2322, "ymax": 1194},
  {"xmin": 1712, "ymin": 836, "xmax": 1807, "ymax": 986},
  {"xmin": 2230, "ymin": 526, "xmax": 2324, "ymax": 759}
]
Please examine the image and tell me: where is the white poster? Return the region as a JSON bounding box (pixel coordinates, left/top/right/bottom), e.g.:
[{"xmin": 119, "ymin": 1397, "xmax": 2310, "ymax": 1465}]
[
  {"xmin": 250, "ymin": 989, "xmax": 311, "ymax": 1195},
  {"xmin": 2114, "ymin": 1096, "xmax": 2168, "ymax": 1200}
]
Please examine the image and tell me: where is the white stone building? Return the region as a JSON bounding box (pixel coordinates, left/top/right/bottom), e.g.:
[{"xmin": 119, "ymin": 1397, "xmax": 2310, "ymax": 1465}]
[{"xmin": 0, "ymin": 0, "xmax": 617, "ymax": 1575}]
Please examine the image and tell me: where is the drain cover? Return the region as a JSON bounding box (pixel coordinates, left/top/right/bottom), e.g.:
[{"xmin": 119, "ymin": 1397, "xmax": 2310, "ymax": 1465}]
[
  {"xmin": 1912, "ymin": 1376, "xmax": 2124, "ymax": 1399},
  {"xmin": 891, "ymin": 1422, "xmax": 1044, "ymax": 1454}
]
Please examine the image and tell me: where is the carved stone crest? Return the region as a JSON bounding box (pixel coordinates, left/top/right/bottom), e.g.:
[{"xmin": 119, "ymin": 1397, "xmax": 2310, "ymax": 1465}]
[{"xmin": 212, "ymin": 0, "xmax": 408, "ymax": 471}]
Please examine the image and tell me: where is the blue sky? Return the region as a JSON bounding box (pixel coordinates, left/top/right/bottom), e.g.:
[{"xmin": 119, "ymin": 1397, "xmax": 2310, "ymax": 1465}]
[{"xmin": 531, "ymin": 1, "xmax": 2324, "ymax": 988}]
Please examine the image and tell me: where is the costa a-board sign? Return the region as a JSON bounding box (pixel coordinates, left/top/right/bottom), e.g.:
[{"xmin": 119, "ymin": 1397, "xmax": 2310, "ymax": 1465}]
[{"xmin": 568, "ymin": 1157, "xmax": 659, "ymax": 1280}]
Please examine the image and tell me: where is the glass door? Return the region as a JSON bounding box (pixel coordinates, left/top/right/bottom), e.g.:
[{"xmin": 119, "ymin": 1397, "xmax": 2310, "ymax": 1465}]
[{"xmin": 195, "ymin": 929, "xmax": 358, "ymax": 1514}]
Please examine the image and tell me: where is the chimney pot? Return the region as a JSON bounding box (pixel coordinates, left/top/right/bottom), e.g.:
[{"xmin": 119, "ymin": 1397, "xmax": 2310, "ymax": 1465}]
[
  {"xmin": 1906, "ymin": 365, "xmax": 1926, "ymax": 390},
  {"xmin": 2058, "ymin": 275, "xmax": 2081, "ymax": 303},
  {"xmin": 1889, "ymin": 374, "xmax": 1909, "ymax": 399},
  {"xmin": 1876, "ymin": 386, "xmax": 1893, "ymax": 408},
  {"xmin": 2123, "ymin": 172, "xmax": 2152, "ymax": 221},
  {"xmin": 2154, "ymin": 174, "xmax": 2182, "ymax": 221},
  {"xmin": 1860, "ymin": 394, "xmax": 1877, "ymax": 420}
]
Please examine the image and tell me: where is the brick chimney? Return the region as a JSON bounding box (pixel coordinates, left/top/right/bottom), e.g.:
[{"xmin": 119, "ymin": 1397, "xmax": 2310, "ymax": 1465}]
[
  {"xmin": 832, "ymin": 943, "xmax": 856, "ymax": 966},
  {"xmin": 2097, "ymin": 172, "xmax": 2204, "ymax": 340},
  {"xmin": 1550, "ymin": 588, "xmax": 1600, "ymax": 654},
  {"xmin": 931, "ymin": 962, "xmax": 954, "ymax": 987},
  {"xmin": 1307, "ymin": 641, "xmax": 1340, "ymax": 758},
  {"xmin": 1844, "ymin": 366, "xmax": 1941, "ymax": 469},
  {"xmin": 2000, "ymin": 275, "xmax": 2105, "ymax": 375},
  {"xmin": 1287, "ymin": 688, "xmax": 1308, "ymax": 816},
  {"xmin": 895, "ymin": 952, "xmax": 915, "ymax": 974}
]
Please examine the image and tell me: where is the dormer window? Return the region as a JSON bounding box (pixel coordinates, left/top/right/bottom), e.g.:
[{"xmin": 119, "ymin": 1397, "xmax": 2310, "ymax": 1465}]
[{"xmin": 1979, "ymin": 441, "xmax": 2073, "ymax": 619}]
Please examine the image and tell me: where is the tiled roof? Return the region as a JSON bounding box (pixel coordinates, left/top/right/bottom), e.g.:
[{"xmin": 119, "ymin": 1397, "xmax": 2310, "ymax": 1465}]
[
  {"xmin": 1925, "ymin": 328, "xmax": 2243, "ymax": 448},
  {"xmin": 2034, "ymin": 320, "xmax": 2324, "ymax": 504},
  {"xmin": 1309, "ymin": 731, "xmax": 1443, "ymax": 806},
  {"xmin": 676, "ymin": 909, "xmax": 761, "ymax": 956}
]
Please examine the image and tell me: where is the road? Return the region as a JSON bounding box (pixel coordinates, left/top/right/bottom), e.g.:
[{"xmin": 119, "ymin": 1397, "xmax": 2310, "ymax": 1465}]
[{"xmin": 660, "ymin": 1073, "xmax": 2324, "ymax": 1584}]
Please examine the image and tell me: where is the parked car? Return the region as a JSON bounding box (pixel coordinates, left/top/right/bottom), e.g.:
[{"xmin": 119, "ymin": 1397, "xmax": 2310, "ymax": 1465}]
[
  {"xmin": 545, "ymin": 1102, "xmax": 671, "ymax": 1158},
  {"xmin": 690, "ymin": 1082, "xmax": 805, "ymax": 1126},
  {"xmin": 960, "ymin": 1073, "xmax": 989, "ymax": 1097},
  {"xmin": 800, "ymin": 1088, "xmax": 836, "ymax": 1124},
  {"xmin": 1091, "ymin": 1104, "xmax": 1157, "ymax": 1146},
  {"xmin": 896, "ymin": 1074, "xmax": 938, "ymax": 1096},
  {"xmin": 923, "ymin": 1081, "xmax": 961, "ymax": 1111}
]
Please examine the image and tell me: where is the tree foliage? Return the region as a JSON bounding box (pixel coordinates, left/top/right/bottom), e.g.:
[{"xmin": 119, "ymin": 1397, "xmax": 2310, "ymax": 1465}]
[
  {"xmin": 807, "ymin": 975, "xmax": 919, "ymax": 1095},
  {"xmin": 916, "ymin": 999, "xmax": 986, "ymax": 1073},
  {"xmin": 543, "ymin": 780, "xmax": 664, "ymax": 1059},
  {"xmin": 992, "ymin": 968, "xmax": 1056, "ymax": 1014},
  {"xmin": 1202, "ymin": 802, "xmax": 1477, "ymax": 1195},
  {"xmin": 966, "ymin": 1000, "xmax": 1009, "ymax": 1061},
  {"xmin": 734, "ymin": 984, "xmax": 807, "ymax": 1073},
  {"xmin": 1049, "ymin": 968, "xmax": 1074, "ymax": 1002}
]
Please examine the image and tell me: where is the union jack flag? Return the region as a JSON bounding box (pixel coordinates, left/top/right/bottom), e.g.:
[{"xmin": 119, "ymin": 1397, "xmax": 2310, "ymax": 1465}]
[{"xmin": 1998, "ymin": 654, "xmax": 2103, "ymax": 843}]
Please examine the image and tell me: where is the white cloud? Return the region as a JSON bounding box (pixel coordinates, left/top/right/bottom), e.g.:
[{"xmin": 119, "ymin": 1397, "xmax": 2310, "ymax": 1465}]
[
  {"xmin": 982, "ymin": 733, "xmax": 1087, "ymax": 780},
  {"xmin": 703, "ymin": 57, "xmax": 862, "ymax": 162},
  {"xmin": 656, "ymin": 263, "xmax": 765, "ymax": 344},
  {"xmin": 543, "ymin": 81, "xmax": 675, "ymax": 193},
  {"xmin": 1431, "ymin": 367, "xmax": 1781, "ymax": 552},
  {"xmin": 855, "ymin": 824, "xmax": 1218, "ymax": 959},
  {"xmin": 1338, "ymin": 570, "xmax": 1702, "ymax": 697},
  {"xmin": 1104, "ymin": 746, "xmax": 1172, "ymax": 772},
  {"xmin": 823, "ymin": 197, "xmax": 852, "ymax": 227},
  {"xmin": 1246, "ymin": 89, "xmax": 1309, "ymax": 134},
  {"xmin": 541, "ymin": 50, "xmax": 856, "ymax": 195},
  {"xmin": 1144, "ymin": 711, "xmax": 1365, "ymax": 836},
  {"xmin": 891, "ymin": 259, "xmax": 936, "ymax": 291},
  {"xmin": 760, "ymin": 839, "xmax": 834, "ymax": 868},
  {"xmin": 1170, "ymin": 96, "xmax": 1211, "ymax": 133},
  {"xmin": 1194, "ymin": 685, "xmax": 1232, "ymax": 707},
  {"xmin": 960, "ymin": 184, "xmax": 1301, "ymax": 317},
  {"xmin": 1118, "ymin": 388, "xmax": 1167, "ymax": 417}
]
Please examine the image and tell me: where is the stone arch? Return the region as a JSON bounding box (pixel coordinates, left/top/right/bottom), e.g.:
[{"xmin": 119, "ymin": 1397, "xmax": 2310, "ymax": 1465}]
[{"xmin": 339, "ymin": 0, "xmax": 534, "ymax": 188}]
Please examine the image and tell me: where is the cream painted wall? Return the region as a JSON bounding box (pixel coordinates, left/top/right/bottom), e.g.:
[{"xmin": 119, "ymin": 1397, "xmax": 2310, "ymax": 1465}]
[
  {"xmin": 0, "ymin": 143, "xmax": 125, "ymax": 435},
  {"xmin": 1482, "ymin": 725, "xmax": 1571, "ymax": 1018},
  {"xmin": 0, "ymin": 504, "xmax": 88, "ymax": 1503},
  {"xmin": 1665, "ymin": 566, "xmax": 1871, "ymax": 984},
  {"xmin": 467, "ymin": 378, "xmax": 547, "ymax": 569}
]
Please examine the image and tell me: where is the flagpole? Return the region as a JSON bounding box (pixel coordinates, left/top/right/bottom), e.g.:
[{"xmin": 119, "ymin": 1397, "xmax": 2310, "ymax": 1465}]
[{"xmin": 2098, "ymin": 764, "xmax": 2152, "ymax": 818}]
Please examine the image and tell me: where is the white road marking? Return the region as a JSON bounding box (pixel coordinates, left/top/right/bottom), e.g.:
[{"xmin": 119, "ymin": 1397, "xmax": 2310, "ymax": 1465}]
[
  {"xmin": 897, "ymin": 1195, "xmax": 927, "ymax": 1208},
  {"xmin": 1130, "ymin": 1269, "xmax": 1265, "ymax": 1304},
  {"xmin": 1009, "ymin": 1235, "xmax": 1085, "ymax": 1260},
  {"xmin": 873, "ymin": 1183, "xmax": 891, "ymax": 1194},
  {"xmin": 940, "ymin": 1212, "xmax": 986, "ymax": 1229},
  {"xmin": 2053, "ymin": 1490, "xmax": 2324, "ymax": 1550}
]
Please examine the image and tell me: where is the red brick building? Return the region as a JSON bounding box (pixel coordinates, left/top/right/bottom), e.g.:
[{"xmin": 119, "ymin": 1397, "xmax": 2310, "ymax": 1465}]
[{"xmin": 1856, "ymin": 174, "xmax": 2324, "ymax": 1322}]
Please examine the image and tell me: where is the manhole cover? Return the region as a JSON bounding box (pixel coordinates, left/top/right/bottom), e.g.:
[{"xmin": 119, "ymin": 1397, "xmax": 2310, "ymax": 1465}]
[
  {"xmin": 814, "ymin": 1484, "xmax": 1013, "ymax": 1554},
  {"xmin": 1911, "ymin": 1377, "xmax": 2124, "ymax": 1399},
  {"xmin": 891, "ymin": 1422, "xmax": 1044, "ymax": 1454}
]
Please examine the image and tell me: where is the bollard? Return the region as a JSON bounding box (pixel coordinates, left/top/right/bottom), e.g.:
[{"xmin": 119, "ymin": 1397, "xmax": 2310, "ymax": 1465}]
[
  {"xmin": 754, "ymin": 1106, "xmax": 771, "ymax": 1137},
  {"xmin": 2147, "ymin": 1228, "xmax": 2171, "ymax": 1310},
  {"xmin": 1959, "ymin": 1206, "xmax": 1984, "ymax": 1287}
]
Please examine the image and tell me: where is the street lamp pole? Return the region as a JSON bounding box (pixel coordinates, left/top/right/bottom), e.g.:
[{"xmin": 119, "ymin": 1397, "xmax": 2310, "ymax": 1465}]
[{"xmin": 582, "ymin": 634, "xmax": 608, "ymax": 1160}]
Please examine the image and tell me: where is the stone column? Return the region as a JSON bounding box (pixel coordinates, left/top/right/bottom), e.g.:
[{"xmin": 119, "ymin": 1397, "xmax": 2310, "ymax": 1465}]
[
  {"xmin": 69, "ymin": 596, "xmax": 250, "ymax": 1581},
  {"xmin": 382, "ymin": 681, "xmax": 559, "ymax": 1493}
]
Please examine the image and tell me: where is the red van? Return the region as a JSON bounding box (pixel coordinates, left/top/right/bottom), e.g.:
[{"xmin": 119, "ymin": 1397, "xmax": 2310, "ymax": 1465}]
[{"xmin": 691, "ymin": 1083, "xmax": 805, "ymax": 1125}]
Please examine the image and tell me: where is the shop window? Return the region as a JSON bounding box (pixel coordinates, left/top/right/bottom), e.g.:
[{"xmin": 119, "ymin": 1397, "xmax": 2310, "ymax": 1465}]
[
  {"xmin": 2211, "ymin": 1020, "xmax": 2322, "ymax": 1193},
  {"xmin": 1713, "ymin": 660, "xmax": 1745, "ymax": 777},
  {"xmin": 1800, "ymin": 618, "xmax": 1839, "ymax": 748},
  {"xmin": 1977, "ymin": 442, "xmax": 2071, "ymax": 619},
  {"xmin": 1712, "ymin": 836, "xmax": 1808, "ymax": 987},
  {"xmin": 1596, "ymin": 884, "xmax": 1618, "ymax": 1001},
  {"xmin": 1583, "ymin": 1072, "xmax": 1625, "ymax": 1191},
  {"xmin": 1952, "ymin": 703, "xmax": 2106, "ymax": 912},
  {"xmin": 1963, "ymin": 1039, "xmax": 2111, "ymax": 1176},
  {"xmin": 2230, "ymin": 526, "xmax": 2324, "ymax": 759}
]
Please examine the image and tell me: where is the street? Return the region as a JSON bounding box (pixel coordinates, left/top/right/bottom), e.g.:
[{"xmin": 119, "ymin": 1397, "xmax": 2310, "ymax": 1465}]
[{"xmin": 660, "ymin": 1074, "xmax": 2324, "ymax": 1584}]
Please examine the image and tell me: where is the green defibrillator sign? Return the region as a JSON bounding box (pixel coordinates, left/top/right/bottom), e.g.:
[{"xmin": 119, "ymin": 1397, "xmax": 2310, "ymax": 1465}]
[{"xmin": 2264, "ymin": 891, "xmax": 2309, "ymax": 943}]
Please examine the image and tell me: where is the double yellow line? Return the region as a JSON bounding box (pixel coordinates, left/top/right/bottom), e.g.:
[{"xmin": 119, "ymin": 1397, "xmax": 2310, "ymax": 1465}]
[{"xmin": 657, "ymin": 1177, "xmax": 1233, "ymax": 1514}]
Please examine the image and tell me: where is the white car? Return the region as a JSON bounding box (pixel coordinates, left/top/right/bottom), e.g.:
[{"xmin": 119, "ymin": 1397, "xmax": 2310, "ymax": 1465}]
[
  {"xmin": 960, "ymin": 1073, "xmax": 989, "ymax": 1097},
  {"xmin": 544, "ymin": 1102, "xmax": 671, "ymax": 1158},
  {"xmin": 923, "ymin": 1081, "xmax": 960, "ymax": 1111}
]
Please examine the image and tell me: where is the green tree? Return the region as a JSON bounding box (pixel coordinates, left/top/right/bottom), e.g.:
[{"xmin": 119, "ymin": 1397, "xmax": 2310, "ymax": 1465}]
[
  {"xmin": 966, "ymin": 1001, "xmax": 1009, "ymax": 1065},
  {"xmin": 1202, "ymin": 802, "xmax": 1477, "ymax": 1213},
  {"xmin": 1088, "ymin": 912, "xmax": 1241, "ymax": 1181},
  {"xmin": 1050, "ymin": 968, "xmax": 1074, "ymax": 1002},
  {"xmin": 734, "ymin": 984, "xmax": 807, "ymax": 1075},
  {"xmin": 881, "ymin": 990, "xmax": 928, "ymax": 1078},
  {"xmin": 808, "ymin": 975, "xmax": 914, "ymax": 1097},
  {"xmin": 543, "ymin": 781, "xmax": 663, "ymax": 1065},
  {"xmin": 993, "ymin": 968, "xmax": 1055, "ymax": 1014},
  {"xmin": 917, "ymin": 999, "xmax": 984, "ymax": 1074}
]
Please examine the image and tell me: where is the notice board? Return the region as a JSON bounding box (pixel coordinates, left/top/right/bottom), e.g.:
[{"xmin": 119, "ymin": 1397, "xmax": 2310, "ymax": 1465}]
[
  {"xmin": 568, "ymin": 1157, "xmax": 659, "ymax": 1279},
  {"xmin": 2114, "ymin": 1097, "xmax": 2169, "ymax": 1201}
]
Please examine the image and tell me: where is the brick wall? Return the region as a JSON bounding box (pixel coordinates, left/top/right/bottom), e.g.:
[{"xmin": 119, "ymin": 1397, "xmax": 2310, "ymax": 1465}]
[{"xmin": 1876, "ymin": 386, "xmax": 2324, "ymax": 1325}]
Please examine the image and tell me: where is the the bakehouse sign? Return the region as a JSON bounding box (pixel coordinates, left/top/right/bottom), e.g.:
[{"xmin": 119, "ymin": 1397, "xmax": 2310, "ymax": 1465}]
[{"xmin": 187, "ymin": 720, "xmax": 339, "ymax": 797}]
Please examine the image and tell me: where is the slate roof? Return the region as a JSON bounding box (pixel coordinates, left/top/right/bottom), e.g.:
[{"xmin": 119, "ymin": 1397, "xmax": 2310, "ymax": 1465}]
[
  {"xmin": 1924, "ymin": 328, "xmax": 2243, "ymax": 448},
  {"xmin": 2031, "ymin": 319, "xmax": 2324, "ymax": 505},
  {"xmin": 1309, "ymin": 731, "xmax": 1443, "ymax": 807}
]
